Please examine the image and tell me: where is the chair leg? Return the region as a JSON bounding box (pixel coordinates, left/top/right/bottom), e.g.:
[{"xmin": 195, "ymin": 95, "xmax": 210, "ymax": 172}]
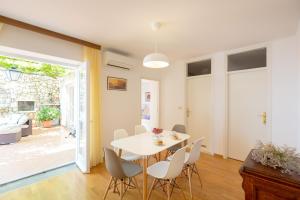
[
  {"xmin": 172, "ymin": 179, "xmax": 187, "ymax": 200},
  {"xmin": 120, "ymin": 179, "xmax": 124, "ymax": 200},
  {"xmin": 133, "ymin": 177, "xmax": 142, "ymax": 198},
  {"xmin": 154, "ymin": 154, "xmax": 159, "ymax": 162},
  {"xmin": 113, "ymin": 178, "xmax": 118, "ymax": 193},
  {"xmin": 158, "ymin": 179, "xmax": 167, "ymax": 194},
  {"xmin": 167, "ymin": 179, "xmax": 171, "ymax": 200},
  {"xmin": 178, "ymin": 184, "xmax": 187, "ymax": 200},
  {"xmin": 193, "ymin": 164, "xmax": 202, "ymax": 188},
  {"xmin": 187, "ymin": 166, "xmax": 193, "ymax": 199},
  {"xmin": 103, "ymin": 176, "xmax": 113, "ymax": 200},
  {"xmin": 147, "ymin": 178, "xmax": 157, "ymax": 200}
]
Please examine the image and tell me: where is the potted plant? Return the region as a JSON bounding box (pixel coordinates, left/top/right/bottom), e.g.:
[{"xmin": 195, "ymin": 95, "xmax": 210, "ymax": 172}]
[{"xmin": 36, "ymin": 106, "xmax": 60, "ymax": 128}]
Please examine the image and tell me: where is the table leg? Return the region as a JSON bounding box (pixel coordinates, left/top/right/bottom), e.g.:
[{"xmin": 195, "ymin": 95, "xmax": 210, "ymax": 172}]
[
  {"xmin": 143, "ymin": 156, "xmax": 148, "ymax": 200},
  {"xmin": 115, "ymin": 149, "xmax": 122, "ymax": 194},
  {"xmin": 184, "ymin": 139, "xmax": 188, "ymax": 146},
  {"xmin": 118, "ymin": 149, "xmax": 122, "ymax": 157}
]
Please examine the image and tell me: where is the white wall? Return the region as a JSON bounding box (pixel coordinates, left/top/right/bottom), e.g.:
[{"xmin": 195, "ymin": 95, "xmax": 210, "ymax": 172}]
[
  {"xmin": 211, "ymin": 53, "xmax": 227, "ymax": 155},
  {"xmin": 271, "ymin": 36, "xmax": 299, "ymax": 148},
  {"xmin": 0, "ymin": 24, "xmax": 83, "ymax": 61},
  {"xmin": 101, "ymin": 61, "xmax": 162, "ymax": 148},
  {"xmin": 160, "ymin": 34, "xmax": 300, "ymax": 156}
]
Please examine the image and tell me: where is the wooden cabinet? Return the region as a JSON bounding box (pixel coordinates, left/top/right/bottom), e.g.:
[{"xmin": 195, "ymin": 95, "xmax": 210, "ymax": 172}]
[{"xmin": 240, "ymin": 150, "xmax": 300, "ymax": 200}]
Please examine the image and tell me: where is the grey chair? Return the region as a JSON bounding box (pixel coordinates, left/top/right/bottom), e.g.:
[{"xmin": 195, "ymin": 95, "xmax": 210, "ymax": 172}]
[
  {"xmin": 103, "ymin": 147, "xmax": 142, "ymax": 200},
  {"xmin": 166, "ymin": 124, "xmax": 187, "ymax": 157}
]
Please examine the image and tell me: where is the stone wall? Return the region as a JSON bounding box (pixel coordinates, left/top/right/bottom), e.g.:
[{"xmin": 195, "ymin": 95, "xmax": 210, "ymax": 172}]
[{"xmin": 0, "ymin": 69, "xmax": 60, "ymax": 119}]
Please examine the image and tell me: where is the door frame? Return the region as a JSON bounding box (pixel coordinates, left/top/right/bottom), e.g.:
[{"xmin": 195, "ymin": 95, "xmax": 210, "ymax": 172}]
[
  {"xmin": 140, "ymin": 78, "xmax": 160, "ymax": 130},
  {"xmin": 224, "ymin": 43, "xmax": 272, "ymax": 159},
  {"xmin": 0, "ymin": 45, "xmax": 91, "ymax": 172},
  {"xmin": 185, "ymin": 55, "xmax": 214, "ymax": 154}
]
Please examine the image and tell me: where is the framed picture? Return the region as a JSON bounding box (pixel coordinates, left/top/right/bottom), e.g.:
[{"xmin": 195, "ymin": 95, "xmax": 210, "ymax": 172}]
[{"xmin": 107, "ymin": 76, "xmax": 127, "ymax": 91}]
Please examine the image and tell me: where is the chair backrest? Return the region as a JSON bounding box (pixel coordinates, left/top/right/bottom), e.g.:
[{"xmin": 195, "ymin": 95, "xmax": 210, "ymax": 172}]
[
  {"xmin": 104, "ymin": 147, "xmax": 126, "ymax": 179},
  {"xmin": 186, "ymin": 137, "xmax": 205, "ymax": 164},
  {"xmin": 165, "ymin": 147, "xmax": 186, "ymax": 179},
  {"xmin": 134, "ymin": 125, "xmax": 147, "ymax": 135},
  {"xmin": 114, "ymin": 129, "xmax": 128, "ymax": 140},
  {"xmin": 172, "ymin": 124, "xmax": 186, "ymax": 134}
]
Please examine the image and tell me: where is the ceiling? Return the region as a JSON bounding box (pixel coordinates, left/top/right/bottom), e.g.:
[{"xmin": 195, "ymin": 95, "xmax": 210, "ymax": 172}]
[{"xmin": 1, "ymin": 0, "xmax": 300, "ymax": 60}]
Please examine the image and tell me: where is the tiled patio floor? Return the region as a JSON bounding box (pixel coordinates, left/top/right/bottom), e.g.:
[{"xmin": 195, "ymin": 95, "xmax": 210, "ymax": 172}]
[{"xmin": 0, "ymin": 126, "xmax": 75, "ymax": 185}]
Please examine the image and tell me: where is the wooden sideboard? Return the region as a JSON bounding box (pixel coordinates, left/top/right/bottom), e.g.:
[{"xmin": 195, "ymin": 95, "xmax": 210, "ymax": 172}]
[{"xmin": 240, "ymin": 150, "xmax": 300, "ymax": 200}]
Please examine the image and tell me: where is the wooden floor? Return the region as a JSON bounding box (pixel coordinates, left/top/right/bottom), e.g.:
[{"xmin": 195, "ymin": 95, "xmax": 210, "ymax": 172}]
[{"xmin": 0, "ymin": 153, "xmax": 244, "ymax": 200}]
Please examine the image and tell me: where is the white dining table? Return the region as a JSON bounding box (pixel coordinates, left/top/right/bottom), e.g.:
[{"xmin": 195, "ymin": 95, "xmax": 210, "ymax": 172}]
[{"xmin": 111, "ymin": 131, "xmax": 190, "ymax": 200}]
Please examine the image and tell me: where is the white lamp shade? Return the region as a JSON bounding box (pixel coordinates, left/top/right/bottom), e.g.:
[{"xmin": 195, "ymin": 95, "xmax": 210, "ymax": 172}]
[{"xmin": 143, "ymin": 53, "xmax": 170, "ymax": 68}]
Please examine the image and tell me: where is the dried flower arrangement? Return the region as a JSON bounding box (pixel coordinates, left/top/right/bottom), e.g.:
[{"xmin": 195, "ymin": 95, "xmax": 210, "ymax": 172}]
[{"xmin": 251, "ymin": 141, "xmax": 300, "ymax": 175}]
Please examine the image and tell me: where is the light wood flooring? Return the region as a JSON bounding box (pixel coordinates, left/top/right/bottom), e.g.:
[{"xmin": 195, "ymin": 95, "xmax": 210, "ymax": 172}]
[{"xmin": 0, "ymin": 153, "xmax": 244, "ymax": 200}]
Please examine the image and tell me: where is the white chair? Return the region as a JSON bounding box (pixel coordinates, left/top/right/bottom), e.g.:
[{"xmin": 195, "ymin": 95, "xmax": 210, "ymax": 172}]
[
  {"xmin": 134, "ymin": 125, "xmax": 147, "ymax": 135},
  {"xmin": 113, "ymin": 129, "xmax": 142, "ymax": 161},
  {"xmin": 168, "ymin": 137, "xmax": 204, "ymax": 199},
  {"xmin": 103, "ymin": 147, "xmax": 142, "ymax": 200},
  {"xmin": 147, "ymin": 147, "xmax": 187, "ymax": 200}
]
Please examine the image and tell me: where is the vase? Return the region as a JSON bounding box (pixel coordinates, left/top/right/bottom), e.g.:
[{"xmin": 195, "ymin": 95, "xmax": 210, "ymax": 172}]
[{"xmin": 42, "ymin": 120, "xmax": 52, "ymax": 128}]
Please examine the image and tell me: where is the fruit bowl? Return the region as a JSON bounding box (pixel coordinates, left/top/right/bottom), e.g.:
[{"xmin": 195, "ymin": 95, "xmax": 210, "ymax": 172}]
[{"xmin": 152, "ymin": 128, "xmax": 163, "ymax": 135}]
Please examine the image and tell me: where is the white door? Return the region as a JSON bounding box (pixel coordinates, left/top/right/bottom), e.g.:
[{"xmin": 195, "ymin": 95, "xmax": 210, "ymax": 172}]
[
  {"xmin": 141, "ymin": 79, "xmax": 159, "ymax": 131},
  {"xmin": 75, "ymin": 62, "xmax": 90, "ymax": 173},
  {"xmin": 228, "ymin": 69, "xmax": 269, "ymax": 161},
  {"xmin": 66, "ymin": 85, "xmax": 74, "ymax": 128},
  {"xmin": 187, "ymin": 75, "xmax": 212, "ymax": 152}
]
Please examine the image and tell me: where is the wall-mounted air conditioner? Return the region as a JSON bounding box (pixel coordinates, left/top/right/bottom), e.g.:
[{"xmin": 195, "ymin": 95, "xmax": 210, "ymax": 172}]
[{"xmin": 103, "ymin": 51, "xmax": 135, "ymax": 70}]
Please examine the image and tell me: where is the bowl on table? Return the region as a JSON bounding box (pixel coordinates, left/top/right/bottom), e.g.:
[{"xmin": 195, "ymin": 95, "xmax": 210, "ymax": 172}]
[
  {"xmin": 152, "ymin": 128, "xmax": 163, "ymax": 135},
  {"xmin": 152, "ymin": 128, "xmax": 164, "ymax": 145}
]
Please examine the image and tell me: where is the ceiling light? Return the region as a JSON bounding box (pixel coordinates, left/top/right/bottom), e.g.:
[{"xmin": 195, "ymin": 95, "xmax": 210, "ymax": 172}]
[{"xmin": 143, "ymin": 22, "xmax": 169, "ymax": 68}]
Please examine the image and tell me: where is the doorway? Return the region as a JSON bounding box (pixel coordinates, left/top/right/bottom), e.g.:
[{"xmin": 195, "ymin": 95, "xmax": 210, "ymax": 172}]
[
  {"xmin": 141, "ymin": 79, "xmax": 159, "ymax": 131},
  {"xmin": 0, "ymin": 49, "xmax": 89, "ymax": 184},
  {"xmin": 186, "ymin": 59, "xmax": 213, "ymax": 153},
  {"xmin": 227, "ymin": 47, "xmax": 270, "ymax": 161}
]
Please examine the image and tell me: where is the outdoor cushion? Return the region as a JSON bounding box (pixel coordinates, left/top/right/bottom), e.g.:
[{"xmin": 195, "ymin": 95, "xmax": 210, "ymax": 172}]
[
  {"xmin": 17, "ymin": 115, "xmax": 28, "ymax": 125},
  {"xmin": 7, "ymin": 114, "xmax": 23, "ymax": 125}
]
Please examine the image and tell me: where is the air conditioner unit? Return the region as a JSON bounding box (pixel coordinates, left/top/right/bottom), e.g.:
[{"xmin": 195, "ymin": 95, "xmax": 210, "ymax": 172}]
[{"xmin": 103, "ymin": 51, "xmax": 135, "ymax": 70}]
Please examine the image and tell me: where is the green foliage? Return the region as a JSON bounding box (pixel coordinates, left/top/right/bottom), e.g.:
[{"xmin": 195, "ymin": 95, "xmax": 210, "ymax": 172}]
[
  {"xmin": 0, "ymin": 55, "xmax": 68, "ymax": 78},
  {"xmin": 36, "ymin": 106, "xmax": 60, "ymax": 122}
]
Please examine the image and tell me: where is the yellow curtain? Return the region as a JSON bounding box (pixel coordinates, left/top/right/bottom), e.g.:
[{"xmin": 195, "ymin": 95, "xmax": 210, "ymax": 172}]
[{"xmin": 83, "ymin": 46, "xmax": 103, "ymax": 167}]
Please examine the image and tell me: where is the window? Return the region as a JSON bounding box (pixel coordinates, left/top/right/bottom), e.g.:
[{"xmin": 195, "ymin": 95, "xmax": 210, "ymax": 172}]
[
  {"xmin": 227, "ymin": 48, "xmax": 267, "ymax": 71},
  {"xmin": 18, "ymin": 101, "xmax": 35, "ymax": 111},
  {"xmin": 187, "ymin": 59, "xmax": 211, "ymax": 77}
]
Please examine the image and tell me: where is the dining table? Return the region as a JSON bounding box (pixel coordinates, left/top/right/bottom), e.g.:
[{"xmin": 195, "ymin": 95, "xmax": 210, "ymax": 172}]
[{"xmin": 111, "ymin": 130, "xmax": 190, "ymax": 200}]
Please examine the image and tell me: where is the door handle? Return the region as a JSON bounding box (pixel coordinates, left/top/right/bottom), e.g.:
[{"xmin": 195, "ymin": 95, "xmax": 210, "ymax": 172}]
[
  {"xmin": 259, "ymin": 112, "xmax": 267, "ymax": 125},
  {"xmin": 187, "ymin": 109, "xmax": 190, "ymax": 118}
]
